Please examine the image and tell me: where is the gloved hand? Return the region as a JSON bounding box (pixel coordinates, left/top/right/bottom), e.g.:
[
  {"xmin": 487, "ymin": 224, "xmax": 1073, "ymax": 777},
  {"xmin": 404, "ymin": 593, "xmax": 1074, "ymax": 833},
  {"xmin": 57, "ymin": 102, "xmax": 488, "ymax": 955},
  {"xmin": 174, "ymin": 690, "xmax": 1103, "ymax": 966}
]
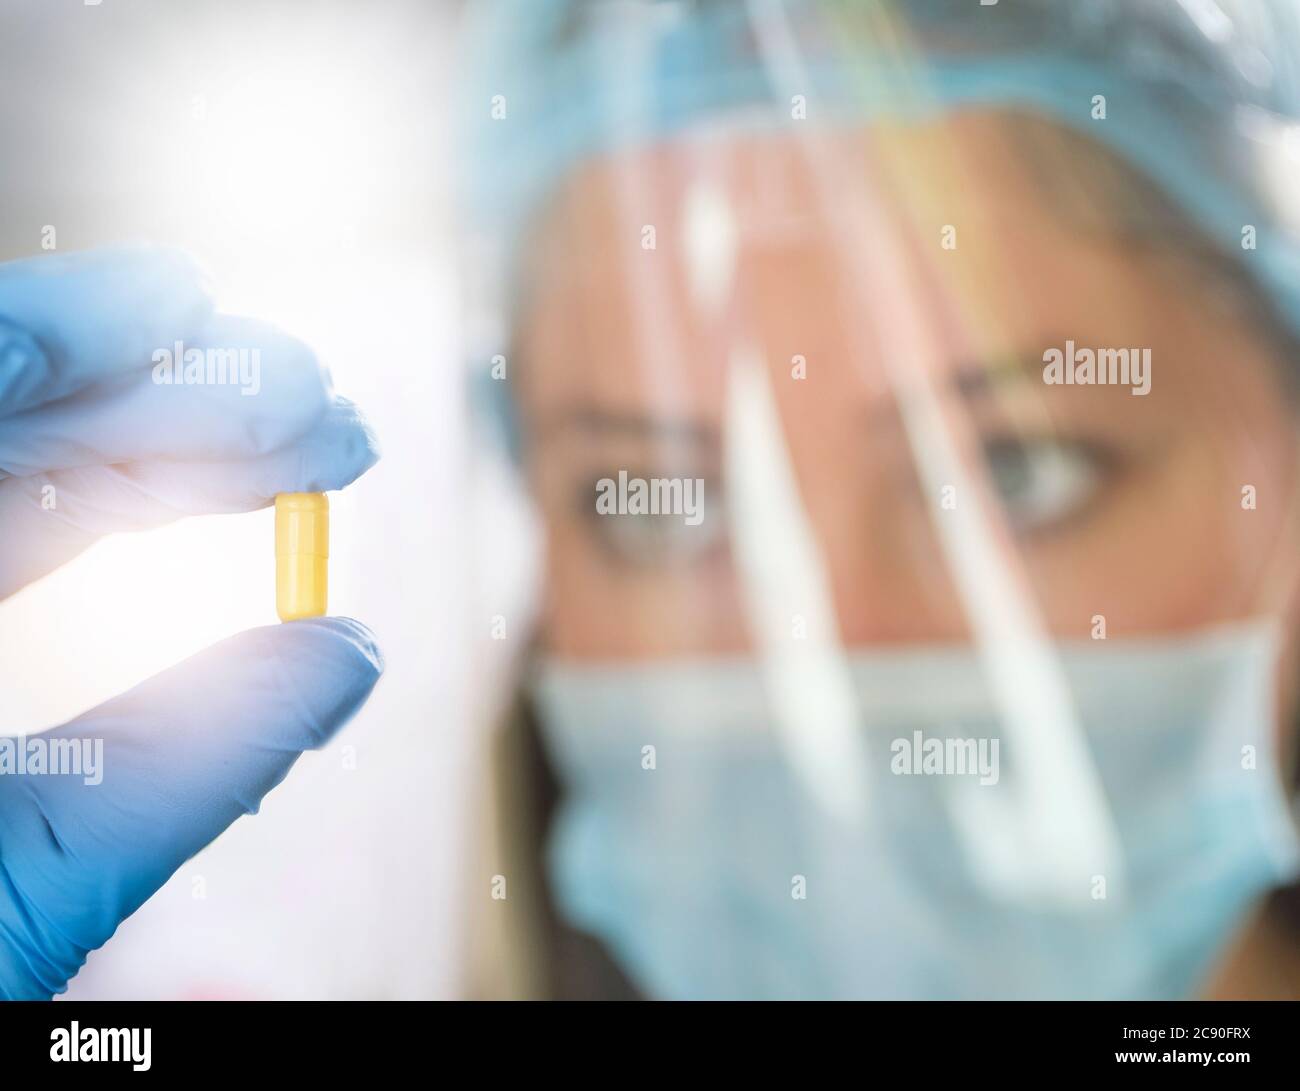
[{"xmin": 0, "ymin": 247, "xmax": 384, "ymax": 999}]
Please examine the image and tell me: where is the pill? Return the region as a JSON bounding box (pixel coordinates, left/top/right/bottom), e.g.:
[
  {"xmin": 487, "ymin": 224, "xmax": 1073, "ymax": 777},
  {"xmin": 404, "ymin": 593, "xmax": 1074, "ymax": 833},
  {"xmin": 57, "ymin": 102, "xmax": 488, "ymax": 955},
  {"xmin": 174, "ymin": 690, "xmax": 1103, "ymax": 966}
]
[{"xmin": 275, "ymin": 492, "xmax": 328, "ymax": 621}]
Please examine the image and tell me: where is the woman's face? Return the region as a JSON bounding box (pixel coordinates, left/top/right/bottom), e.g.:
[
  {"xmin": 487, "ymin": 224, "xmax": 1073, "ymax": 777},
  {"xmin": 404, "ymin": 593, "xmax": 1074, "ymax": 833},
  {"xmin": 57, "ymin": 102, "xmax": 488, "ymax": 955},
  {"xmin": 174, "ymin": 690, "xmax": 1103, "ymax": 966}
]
[{"xmin": 513, "ymin": 112, "xmax": 1300, "ymax": 697}]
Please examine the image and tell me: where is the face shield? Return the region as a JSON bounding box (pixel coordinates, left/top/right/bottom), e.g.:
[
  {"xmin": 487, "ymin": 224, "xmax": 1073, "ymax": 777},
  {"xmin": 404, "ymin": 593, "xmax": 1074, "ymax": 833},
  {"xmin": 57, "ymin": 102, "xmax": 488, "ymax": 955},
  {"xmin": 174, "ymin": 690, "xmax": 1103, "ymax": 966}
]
[{"xmin": 457, "ymin": 0, "xmax": 1300, "ymax": 999}]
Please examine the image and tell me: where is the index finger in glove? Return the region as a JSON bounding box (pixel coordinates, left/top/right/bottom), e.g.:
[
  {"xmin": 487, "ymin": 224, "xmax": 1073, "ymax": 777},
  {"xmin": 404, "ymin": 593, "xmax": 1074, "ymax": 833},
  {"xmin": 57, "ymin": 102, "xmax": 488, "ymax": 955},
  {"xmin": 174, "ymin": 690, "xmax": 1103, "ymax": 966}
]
[{"xmin": 0, "ymin": 247, "xmax": 214, "ymax": 418}]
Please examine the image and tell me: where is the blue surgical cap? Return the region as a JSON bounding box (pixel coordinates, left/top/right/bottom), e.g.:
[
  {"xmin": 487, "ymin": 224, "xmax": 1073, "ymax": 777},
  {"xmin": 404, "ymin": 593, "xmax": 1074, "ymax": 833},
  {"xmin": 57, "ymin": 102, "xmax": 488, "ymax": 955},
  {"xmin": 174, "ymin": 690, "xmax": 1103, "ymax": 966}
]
[{"xmin": 457, "ymin": 0, "xmax": 1300, "ymax": 449}]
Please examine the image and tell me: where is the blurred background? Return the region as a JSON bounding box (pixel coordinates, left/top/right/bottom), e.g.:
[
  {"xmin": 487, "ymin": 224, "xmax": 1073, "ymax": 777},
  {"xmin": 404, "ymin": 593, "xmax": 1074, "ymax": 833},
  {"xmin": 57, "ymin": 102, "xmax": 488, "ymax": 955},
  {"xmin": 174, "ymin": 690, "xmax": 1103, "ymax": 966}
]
[{"xmin": 0, "ymin": 0, "xmax": 472, "ymax": 998}]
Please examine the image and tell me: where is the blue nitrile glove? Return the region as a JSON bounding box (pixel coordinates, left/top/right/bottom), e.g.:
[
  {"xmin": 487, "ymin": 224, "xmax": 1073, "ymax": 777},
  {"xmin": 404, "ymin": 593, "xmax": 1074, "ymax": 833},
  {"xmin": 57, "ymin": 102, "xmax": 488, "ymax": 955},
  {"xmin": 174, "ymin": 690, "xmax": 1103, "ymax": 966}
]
[{"xmin": 0, "ymin": 247, "xmax": 384, "ymax": 999}]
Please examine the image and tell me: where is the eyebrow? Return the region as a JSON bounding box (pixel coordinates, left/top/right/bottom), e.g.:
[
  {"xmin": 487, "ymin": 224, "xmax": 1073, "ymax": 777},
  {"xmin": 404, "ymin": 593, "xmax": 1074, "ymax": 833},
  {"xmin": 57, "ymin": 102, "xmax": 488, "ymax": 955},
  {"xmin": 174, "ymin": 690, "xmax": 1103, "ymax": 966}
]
[
  {"xmin": 536, "ymin": 354, "xmax": 1041, "ymax": 443},
  {"xmin": 532, "ymin": 405, "xmax": 720, "ymax": 447},
  {"xmin": 950, "ymin": 354, "xmax": 1041, "ymax": 399},
  {"xmin": 863, "ymin": 352, "xmax": 1044, "ymax": 426}
]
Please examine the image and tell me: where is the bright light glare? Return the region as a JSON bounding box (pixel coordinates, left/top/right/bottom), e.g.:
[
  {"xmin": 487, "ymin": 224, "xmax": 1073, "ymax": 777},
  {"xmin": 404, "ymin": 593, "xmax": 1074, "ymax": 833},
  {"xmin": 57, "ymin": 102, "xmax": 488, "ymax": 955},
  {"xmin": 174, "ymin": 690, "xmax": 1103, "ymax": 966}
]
[
  {"xmin": 0, "ymin": 41, "xmax": 420, "ymax": 733},
  {"xmin": 187, "ymin": 62, "xmax": 391, "ymax": 255}
]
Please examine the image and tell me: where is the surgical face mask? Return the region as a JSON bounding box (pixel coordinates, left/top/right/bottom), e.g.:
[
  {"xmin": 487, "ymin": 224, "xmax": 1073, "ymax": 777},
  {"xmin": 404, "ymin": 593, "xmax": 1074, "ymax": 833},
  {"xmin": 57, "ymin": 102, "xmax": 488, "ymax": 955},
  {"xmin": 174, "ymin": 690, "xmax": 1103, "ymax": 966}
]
[{"xmin": 531, "ymin": 621, "xmax": 1300, "ymax": 1000}]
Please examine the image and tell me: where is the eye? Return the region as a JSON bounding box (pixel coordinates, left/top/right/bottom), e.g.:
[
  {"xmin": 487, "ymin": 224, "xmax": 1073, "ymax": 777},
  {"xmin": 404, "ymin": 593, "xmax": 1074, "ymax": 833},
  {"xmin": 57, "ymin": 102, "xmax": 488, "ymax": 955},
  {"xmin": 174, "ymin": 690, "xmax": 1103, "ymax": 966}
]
[
  {"xmin": 578, "ymin": 472, "xmax": 723, "ymax": 567},
  {"xmin": 982, "ymin": 437, "xmax": 1109, "ymax": 535}
]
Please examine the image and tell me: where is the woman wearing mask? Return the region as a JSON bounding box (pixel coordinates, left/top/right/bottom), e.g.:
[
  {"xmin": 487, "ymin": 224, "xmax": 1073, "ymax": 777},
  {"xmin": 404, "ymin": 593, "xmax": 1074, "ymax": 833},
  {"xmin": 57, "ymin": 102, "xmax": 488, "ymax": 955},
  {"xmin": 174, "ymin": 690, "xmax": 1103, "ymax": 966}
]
[{"xmin": 457, "ymin": 0, "xmax": 1300, "ymax": 999}]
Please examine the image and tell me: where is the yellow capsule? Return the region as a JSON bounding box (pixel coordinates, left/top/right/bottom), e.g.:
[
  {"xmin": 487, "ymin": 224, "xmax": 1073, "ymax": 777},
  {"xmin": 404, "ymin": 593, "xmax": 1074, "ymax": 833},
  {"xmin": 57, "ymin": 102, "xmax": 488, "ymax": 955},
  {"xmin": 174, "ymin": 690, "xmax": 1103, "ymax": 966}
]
[{"xmin": 275, "ymin": 492, "xmax": 329, "ymax": 621}]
